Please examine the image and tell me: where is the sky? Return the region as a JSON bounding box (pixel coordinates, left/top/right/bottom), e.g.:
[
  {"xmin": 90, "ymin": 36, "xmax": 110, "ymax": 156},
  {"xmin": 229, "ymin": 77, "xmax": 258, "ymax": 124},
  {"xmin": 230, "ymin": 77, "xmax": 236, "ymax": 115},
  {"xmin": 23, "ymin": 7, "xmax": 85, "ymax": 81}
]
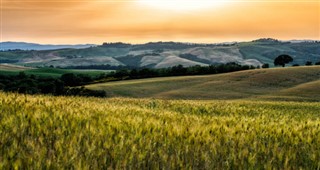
[{"xmin": 1, "ymin": 0, "xmax": 319, "ymax": 44}]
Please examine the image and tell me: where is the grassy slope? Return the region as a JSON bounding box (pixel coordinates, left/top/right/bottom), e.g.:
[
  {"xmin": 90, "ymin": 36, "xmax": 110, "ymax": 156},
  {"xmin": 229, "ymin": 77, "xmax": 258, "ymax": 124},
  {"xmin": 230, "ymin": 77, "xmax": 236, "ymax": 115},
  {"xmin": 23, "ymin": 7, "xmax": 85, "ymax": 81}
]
[
  {"xmin": 87, "ymin": 66, "xmax": 320, "ymax": 101},
  {"xmin": 24, "ymin": 68, "xmax": 109, "ymax": 77},
  {"xmin": 0, "ymin": 67, "xmax": 109, "ymax": 78},
  {"xmin": 0, "ymin": 64, "xmax": 35, "ymax": 76},
  {"xmin": 0, "ymin": 64, "xmax": 34, "ymax": 71},
  {"xmin": 1, "ymin": 92, "xmax": 319, "ymax": 169}
]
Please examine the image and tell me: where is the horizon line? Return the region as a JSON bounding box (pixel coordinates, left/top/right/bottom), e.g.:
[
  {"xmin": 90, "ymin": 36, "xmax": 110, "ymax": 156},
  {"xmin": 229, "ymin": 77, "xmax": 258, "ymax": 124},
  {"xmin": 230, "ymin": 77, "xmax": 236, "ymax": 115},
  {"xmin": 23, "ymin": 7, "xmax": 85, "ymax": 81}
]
[{"xmin": 1, "ymin": 38, "xmax": 320, "ymax": 46}]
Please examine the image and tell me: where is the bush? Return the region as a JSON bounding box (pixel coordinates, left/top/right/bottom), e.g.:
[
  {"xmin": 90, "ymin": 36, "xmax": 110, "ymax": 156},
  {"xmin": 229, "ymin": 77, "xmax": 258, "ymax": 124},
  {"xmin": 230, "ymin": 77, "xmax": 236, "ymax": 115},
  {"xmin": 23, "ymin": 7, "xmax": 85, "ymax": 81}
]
[
  {"xmin": 305, "ymin": 61, "xmax": 313, "ymax": 66},
  {"xmin": 61, "ymin": 73, "xmax": 79, "ymax": 86},
  {"xmin": 65, "ymin": 87, "xmax": 106, "ymax": 97},
  {"xmin": 0, "ymin": 83, "xmax": 5, "ymax": 90}
]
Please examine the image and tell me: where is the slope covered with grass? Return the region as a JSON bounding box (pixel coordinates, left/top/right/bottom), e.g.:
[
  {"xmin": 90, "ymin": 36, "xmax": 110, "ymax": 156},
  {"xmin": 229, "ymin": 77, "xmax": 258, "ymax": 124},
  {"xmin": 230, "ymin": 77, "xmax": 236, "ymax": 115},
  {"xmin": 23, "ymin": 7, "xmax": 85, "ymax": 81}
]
[
  {"xmin": 0, "ymin": 67, "xmax": 109, "ymax": 78},
  {"xmin": 0, "ymin": 92, "xmax": 319, "ymax": 169},
  {"xmin": 87, "ymin": 66, "xmax": 320, "ymax": 101},
  {"xmin": 0, "ymin": 64, "xmax": 34, "ymax": 71}
]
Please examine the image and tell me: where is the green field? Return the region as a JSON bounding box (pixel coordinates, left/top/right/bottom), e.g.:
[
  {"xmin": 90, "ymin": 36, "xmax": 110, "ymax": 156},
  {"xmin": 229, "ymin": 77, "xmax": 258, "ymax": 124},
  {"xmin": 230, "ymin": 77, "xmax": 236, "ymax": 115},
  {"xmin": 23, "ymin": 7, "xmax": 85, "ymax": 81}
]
[
  {"xmin": 0, "ymin": 65, "xmax": 111, "ymax": 78},
  {"xmin": 87, "ymin": 66, "xmax": 320, "ymax": 101},
  {"xmin": 23, "ymin": 68, "xmax": 110, "ymax": 78},
  {"xmin": 0, "ymin": 92, "xmax": 319, "ymax": 169}
]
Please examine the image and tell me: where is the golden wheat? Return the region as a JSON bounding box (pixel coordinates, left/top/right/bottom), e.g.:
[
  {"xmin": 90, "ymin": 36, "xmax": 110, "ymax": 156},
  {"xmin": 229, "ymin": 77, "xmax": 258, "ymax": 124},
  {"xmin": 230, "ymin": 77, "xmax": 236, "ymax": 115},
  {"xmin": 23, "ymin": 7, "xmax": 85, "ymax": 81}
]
[{"xmin": 0, "ymin": 92, "xmax": 319, "ymax": 169}]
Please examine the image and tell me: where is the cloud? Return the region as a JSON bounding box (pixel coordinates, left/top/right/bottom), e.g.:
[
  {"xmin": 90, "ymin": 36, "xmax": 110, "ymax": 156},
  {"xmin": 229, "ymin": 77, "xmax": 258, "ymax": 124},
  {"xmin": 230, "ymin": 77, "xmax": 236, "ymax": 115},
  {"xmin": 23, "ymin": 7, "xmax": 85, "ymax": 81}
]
[{"xmin": 2, "ymin": 0, "xmax": 319, "ymax": 44}]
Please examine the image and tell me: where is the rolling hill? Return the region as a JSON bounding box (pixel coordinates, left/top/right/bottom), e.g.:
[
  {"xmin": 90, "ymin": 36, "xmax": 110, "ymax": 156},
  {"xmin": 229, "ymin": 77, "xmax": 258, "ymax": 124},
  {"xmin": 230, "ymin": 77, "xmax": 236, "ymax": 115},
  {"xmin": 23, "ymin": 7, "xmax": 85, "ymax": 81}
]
[
  {"xmin": 1, "ymin": 39, "xmax": 319, "ymax": 68},
  {"xmin": 86, "ymin": 66, "xmax": 320, "ymax": 101}
]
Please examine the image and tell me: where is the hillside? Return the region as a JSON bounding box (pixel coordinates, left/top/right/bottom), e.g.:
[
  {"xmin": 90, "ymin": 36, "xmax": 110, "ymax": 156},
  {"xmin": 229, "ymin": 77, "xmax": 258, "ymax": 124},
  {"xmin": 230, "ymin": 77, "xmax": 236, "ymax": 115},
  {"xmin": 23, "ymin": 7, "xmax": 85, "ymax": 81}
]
[
  {"xmin": 87, "ymin": 66, "xmax": 320, "ymax": 101},
  {"xmin": 1, "ymin": 39, "xmax": 319, "ymax": 68}
]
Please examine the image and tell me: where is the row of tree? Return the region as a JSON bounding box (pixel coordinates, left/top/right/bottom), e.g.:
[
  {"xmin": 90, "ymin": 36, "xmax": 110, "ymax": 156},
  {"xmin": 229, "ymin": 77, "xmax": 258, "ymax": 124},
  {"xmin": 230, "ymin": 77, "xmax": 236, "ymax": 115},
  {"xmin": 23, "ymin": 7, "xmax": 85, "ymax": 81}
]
[
  {"xmin": 98, "ymin": 62, "xmax": 257, "ymax": 81},
  {"xmin": 0, "ymin": 72, "xmax": 106, "ymax": 97}
]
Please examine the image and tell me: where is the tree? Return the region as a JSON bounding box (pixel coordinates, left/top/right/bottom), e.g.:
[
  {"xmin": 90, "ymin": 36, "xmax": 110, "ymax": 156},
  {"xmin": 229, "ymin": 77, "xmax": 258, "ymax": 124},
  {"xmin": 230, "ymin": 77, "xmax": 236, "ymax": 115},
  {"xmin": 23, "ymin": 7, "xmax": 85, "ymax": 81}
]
[
  {"xmin": 305, "ymin": 61, "xmax": 313, "ymax": 66},
  {"xmin": 262, "ymin": 63, "xmax": 269, "ymax": 68},
  {"xmin": 61, "ymin": 73, "xmax": 80, "ymax": 86},
  {"xmin": 38, "ymin": 82, "xmax": 55, "ymax": 94},
  {"xmin": 274, "ymin": 54, "xmax": 293, "ymax": 67},
  {"xmin": 16, "ymin": 72, "xmax": 27, "ymax": 79}
]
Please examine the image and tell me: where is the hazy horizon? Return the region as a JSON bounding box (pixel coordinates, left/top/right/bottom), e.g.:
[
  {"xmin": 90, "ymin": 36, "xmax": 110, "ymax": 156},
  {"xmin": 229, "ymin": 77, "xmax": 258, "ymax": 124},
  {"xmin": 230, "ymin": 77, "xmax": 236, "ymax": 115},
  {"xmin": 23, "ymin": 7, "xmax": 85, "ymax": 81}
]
[
  {"xmin": 1, "ymin": 0, "xmax": 319, "ymax": 44},
  {"xmin": 1, "ymin": 38, "xmax": 320, "ymax": 46}
]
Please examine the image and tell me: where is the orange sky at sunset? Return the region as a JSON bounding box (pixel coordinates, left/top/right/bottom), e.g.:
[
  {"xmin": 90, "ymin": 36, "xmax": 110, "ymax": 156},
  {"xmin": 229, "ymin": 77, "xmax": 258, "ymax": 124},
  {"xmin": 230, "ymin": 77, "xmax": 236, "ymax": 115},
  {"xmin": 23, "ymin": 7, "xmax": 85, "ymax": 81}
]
[{"xmin": 1, "ymin": 0, "xmax": 319, "ymax": 44}]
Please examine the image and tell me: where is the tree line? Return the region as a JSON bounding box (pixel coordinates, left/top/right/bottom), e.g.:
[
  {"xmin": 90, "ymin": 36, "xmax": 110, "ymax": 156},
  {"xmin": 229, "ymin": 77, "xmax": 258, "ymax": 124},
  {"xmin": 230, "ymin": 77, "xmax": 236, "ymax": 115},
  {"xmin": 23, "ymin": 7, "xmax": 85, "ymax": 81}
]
[
  {"xmin": 0, "ymin": 72, "xmax": 106, "ymax": 97},
  {"xmin": 107, "ymin": 62, "xmax": 257, "ymax": 80}
]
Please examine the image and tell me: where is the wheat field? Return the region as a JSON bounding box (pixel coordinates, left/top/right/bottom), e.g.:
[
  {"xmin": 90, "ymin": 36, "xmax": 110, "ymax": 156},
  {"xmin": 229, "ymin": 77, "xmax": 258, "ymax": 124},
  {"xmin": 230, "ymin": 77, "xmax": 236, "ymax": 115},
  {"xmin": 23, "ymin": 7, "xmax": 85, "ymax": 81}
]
[{"xmin": 0, "ymin": 92, "xmax": 319, "ymax": 169}]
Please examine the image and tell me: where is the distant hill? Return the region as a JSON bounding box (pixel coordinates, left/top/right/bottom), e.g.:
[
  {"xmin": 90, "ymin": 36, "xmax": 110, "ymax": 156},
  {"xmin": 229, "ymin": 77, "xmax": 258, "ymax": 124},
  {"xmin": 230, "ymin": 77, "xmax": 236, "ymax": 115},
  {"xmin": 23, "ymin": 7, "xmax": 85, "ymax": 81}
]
[
  {"xmin": 86, "ymin": 66, "xmax": 320, "ymax": 101},
  {"xmin": 0, "ymin": 39, "xmax": 319, "ymax": 68},
  {"xmin": 0, "ymin": 42, "xmax": 96, "ymax": 51}
]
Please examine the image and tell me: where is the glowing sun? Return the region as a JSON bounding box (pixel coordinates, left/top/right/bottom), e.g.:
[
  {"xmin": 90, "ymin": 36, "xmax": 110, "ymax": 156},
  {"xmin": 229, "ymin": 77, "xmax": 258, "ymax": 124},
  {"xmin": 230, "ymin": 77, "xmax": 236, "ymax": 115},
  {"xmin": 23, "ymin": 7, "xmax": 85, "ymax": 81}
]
[{"xmin": 138, "ymin": 0, "xmax": 230, "ymax": 11}]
